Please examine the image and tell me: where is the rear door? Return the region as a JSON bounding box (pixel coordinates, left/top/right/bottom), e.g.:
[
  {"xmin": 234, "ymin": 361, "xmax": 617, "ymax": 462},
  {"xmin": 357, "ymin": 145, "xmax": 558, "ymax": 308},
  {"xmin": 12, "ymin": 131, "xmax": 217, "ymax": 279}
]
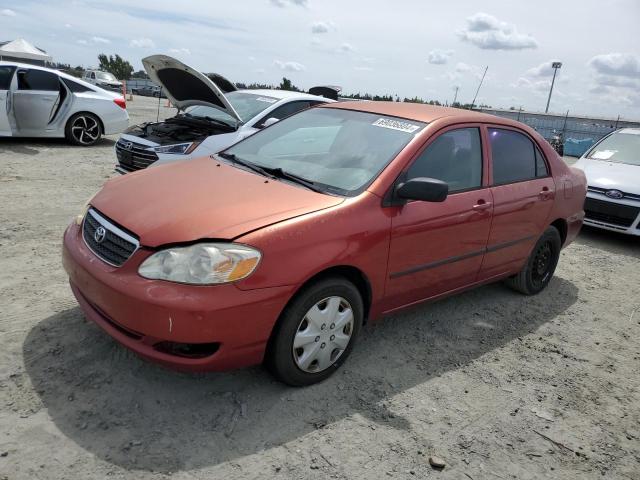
[
  {"xmin": 13, "ymin": 68, "xmax": 61, "ymax": 132},
  {"xmin": 478, "ymin": 126, "xmax": 555, "ymax": 279},
  {"xmin": 0, "ymin": 65, "xmax": 16, "ymax": 136},
  {"xmin": 385, "ymin": 125, "xmax": 493, "ymax": 310}
]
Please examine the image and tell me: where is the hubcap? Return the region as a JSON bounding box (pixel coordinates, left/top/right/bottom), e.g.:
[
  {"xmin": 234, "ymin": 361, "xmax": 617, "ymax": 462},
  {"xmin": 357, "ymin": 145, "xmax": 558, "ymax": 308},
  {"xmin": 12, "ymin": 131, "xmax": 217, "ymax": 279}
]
[
  {"xmin": 293, "ymin": 296, "xmax": 354, "ymax": 373},
  {"xmin": 71, "ymin": 116, "xmax": 100, "ymax": 145}
]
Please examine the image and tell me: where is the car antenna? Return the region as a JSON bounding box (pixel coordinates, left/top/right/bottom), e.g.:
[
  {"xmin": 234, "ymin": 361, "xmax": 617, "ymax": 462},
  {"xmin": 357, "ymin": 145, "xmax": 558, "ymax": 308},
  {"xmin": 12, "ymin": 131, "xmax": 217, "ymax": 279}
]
[{"xmin": 156, "ymin": 86, "xmax": 162, "ymax": 122}]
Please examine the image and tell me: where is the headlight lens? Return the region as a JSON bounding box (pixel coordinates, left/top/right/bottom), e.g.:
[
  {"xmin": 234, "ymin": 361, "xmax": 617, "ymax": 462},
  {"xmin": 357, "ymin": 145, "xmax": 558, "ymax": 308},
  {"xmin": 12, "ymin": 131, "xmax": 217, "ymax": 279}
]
[
  {"xmin": 153, "ymin": 142, "xmax": 201, "ymax": 155},
  {"xmin": 138, "ymin": 243, "xmax": 261, "ymax": 284}
]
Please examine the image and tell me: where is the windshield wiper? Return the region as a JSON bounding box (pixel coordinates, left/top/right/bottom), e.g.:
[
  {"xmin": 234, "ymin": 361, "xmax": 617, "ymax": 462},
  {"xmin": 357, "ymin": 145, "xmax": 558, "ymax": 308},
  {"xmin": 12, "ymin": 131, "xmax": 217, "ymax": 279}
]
[
  {"xmin": 258, "ymin": 166, "xmax": 325, "ymax": 193},
  {"xmin": 217, "ymin": 152, "xmax": 272, "ymax": 177},
  {"xmin": 217, "ymin": 153, "xmax": 325, "ymax": 193}
]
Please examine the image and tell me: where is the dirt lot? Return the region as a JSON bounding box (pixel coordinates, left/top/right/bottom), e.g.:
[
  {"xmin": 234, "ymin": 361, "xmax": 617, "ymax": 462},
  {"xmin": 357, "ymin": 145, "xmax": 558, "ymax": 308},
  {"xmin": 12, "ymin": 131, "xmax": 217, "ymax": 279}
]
[{"xmin": 1, "ymin": 96, "xmax": 639, "ymax": 480}]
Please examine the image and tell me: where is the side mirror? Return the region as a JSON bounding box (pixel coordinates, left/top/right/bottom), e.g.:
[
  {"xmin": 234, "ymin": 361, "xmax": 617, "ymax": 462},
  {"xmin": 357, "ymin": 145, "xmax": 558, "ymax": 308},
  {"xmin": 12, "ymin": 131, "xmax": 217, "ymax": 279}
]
[
  {"xmin": 260, "ymin": 117, "xmax": 279, "ymax": 128},
  {"xmin": 396, "ymin": 177, "xmax": 448, "ymax": 202}
]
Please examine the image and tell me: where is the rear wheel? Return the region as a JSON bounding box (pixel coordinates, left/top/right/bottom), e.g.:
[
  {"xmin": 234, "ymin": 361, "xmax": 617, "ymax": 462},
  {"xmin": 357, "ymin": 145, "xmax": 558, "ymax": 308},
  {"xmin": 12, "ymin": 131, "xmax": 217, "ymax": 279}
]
[
  {"xmin": 65, "ymin": 113, "xmax": 102, "ymax": 146},
  {"xmin": 505, "ymin": 226, "xmax": 561, "ymax": 295},
  {"xmin": 267, "ymin": 277, "xmax": 363, "ymax": 386}
]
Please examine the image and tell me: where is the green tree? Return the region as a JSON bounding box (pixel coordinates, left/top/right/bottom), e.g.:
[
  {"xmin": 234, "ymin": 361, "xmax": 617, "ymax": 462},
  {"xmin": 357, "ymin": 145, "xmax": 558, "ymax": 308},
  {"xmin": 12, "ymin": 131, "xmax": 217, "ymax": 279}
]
[
  {"xmin": 278, "ymin": 77, "xmax": 301, "ymax": 92},
  {"xmin": 97, "ymin": 54, "xmax": 134, "ymax": 80}
]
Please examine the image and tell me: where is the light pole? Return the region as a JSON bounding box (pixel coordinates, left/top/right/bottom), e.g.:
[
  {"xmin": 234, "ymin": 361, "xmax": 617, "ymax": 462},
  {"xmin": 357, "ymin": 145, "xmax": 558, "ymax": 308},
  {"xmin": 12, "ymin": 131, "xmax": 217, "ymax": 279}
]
[
  {"xmin": 545, "ymin": 62, "xmax": 562, "ymax": 113},
  {"xmin": 452, "ymin": 86, "xmax": 459, "ymax": 106}
]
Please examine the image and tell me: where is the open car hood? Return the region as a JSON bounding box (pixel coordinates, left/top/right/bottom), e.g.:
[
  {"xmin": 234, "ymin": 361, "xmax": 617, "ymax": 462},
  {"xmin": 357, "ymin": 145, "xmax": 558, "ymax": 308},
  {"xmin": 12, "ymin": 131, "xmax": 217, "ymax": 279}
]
[{"xmin": 142, "ymin": 54, "xmax": 241, "ymax": 122}]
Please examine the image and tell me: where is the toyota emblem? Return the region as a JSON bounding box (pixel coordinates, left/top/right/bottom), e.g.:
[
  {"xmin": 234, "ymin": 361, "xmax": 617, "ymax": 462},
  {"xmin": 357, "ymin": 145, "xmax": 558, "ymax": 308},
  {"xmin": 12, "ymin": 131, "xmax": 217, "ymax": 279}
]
[
  {"xmin": 605, "ymin": 189, "xmax": 624, "ymax": 199},
  {"xmin": 94, "ymin": 226, "xmax": 107, "ymax": 243}
]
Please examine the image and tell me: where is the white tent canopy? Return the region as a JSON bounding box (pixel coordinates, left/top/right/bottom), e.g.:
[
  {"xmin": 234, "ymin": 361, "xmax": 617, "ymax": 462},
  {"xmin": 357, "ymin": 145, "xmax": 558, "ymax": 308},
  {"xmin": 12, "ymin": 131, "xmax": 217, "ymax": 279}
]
[{"xmin": 0, "ymin": 38, "xmax": 52, "ymax": 63}]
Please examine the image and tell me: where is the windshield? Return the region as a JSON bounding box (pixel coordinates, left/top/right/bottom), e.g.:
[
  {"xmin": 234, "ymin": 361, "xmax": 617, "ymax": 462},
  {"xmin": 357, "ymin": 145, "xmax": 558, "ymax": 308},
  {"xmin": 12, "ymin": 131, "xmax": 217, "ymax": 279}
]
[
  {"xmin": 223, "ymin": 107, "xmax": 425, "ymax": 195},
  {"xmin": 185, "ymin": 91, "xmax": 277, "ymax": 126},
  {"xmin": 96, "ymin": 72, "xmax": 117, "ymax": 82},
  {"xmin": 586, "ymin": 129, "xmax": 640, "ymax": 166}
]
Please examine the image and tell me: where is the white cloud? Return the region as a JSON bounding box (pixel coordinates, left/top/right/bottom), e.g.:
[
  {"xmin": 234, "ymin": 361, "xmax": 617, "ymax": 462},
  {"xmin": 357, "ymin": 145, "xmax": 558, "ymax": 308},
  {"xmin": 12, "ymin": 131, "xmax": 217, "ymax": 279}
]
[
  {"xmin": 354, "ymin": 66, "xmax": 373, "ymax": 71},
  {"xmin": 274, "ymin": 60, "xmax": 305, "ymax": 72},
  {"xmin": 270, "ymin": 0, "xmax": 308, "ymax": 7},
  {"xmin": 1, "ymin": 8, "xmax": 16, "ymax": 16},
  {"xmin": 339, "ymin": 42, "xmax": 354, "ymax": 53},
  {"xmin": 587, "ymin": 53, "xmax": 640, "ymax": 106},
  {"xmin": 458, "ymin": 12, "xmax": 538, "ymax": 50},
  {"xmin": 455, "ymin": 62, "xmax": 471, "ymax": 72},
  {"xmin": 311, "ymin": 21, "xmax": 330, "ymax": 34},
  {"xmin": 130, "ymin": 38, "xmax": 155, "ymax": 48},
  {"xmin": 92, "ymin": 36, "xmax": 110, "ymax": 44},
  {"xmin": 248, "ymin": 56, "xmax": 256, "ymax": 61},
  {"xmin": 588, "ymin": 53, "xmax": 640, "ymax": 78},
  {"xmin": 427, "ymin": 49, "xmax": 453, "ymax": 65},
  {"xmin": 76, "ymin": 39, "xmax": 88, "ymax": 45},
  {"xmin": 168, "ymin": 47, "xmax": 191, "ymax": 55},
  {"xmin": 64, "ymin": 23, "xmax": 72, "ymax": 28},
  {"xmin": 524, "ymin": 60, "xmax": 563, "ymax": 78}
]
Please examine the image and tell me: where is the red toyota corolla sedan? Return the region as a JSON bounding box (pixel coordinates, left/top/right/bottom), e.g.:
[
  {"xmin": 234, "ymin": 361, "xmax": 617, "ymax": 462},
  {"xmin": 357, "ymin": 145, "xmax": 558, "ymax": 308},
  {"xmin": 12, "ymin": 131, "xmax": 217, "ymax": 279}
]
[{"xmin": 62, "ymin": 102, "xmax": 586, "ymax": 386}]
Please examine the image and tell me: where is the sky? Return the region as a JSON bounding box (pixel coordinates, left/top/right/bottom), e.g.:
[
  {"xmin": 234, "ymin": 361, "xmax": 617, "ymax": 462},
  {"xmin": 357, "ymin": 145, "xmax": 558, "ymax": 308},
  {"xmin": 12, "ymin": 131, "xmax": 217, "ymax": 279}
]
[{"xmin": 1, "ymin": 0, "xmax": 639, "ymax": 119}]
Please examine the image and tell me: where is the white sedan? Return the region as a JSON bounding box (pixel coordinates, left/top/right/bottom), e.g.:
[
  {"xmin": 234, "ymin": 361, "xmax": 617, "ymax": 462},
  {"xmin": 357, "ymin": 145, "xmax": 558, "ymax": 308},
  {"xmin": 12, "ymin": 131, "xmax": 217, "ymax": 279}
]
[
  {"xmin": 573, "ymin": 128, "xmax": 640, "ymax": 236},
  {"xmin": 0, "ymin": 61, "xmax": 129, "ymax": 145},
  {"xmin": 114, "ymin": 55, "xmax": 334, "ymax": 173}
]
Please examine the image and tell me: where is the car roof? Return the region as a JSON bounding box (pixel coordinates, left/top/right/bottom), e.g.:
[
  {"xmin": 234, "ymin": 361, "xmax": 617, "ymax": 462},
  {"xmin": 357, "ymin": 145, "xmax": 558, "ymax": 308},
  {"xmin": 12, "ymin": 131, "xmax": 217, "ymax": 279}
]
[
  {"xmin": 322, "ymin": 100, "xmax": 518, "ymax": 125},
  {"xmin": 237, "ymin": 88, "xmax": 333, "ymax": 102}
]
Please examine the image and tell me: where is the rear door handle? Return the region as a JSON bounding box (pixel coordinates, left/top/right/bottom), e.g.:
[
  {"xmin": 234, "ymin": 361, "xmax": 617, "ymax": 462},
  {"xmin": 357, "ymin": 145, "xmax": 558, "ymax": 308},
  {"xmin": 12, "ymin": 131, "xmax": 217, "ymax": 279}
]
[
  {"xmin": 539, "ymin": 187, "xmax": 554, "ymax": 200},
  {"xmin": 472, "ymin": 201, "xmax": 492, "ymax": 211}
]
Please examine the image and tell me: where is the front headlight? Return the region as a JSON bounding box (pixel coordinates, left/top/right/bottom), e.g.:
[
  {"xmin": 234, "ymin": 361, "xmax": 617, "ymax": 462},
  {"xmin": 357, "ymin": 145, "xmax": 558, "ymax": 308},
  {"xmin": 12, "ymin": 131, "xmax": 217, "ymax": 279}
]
[
  {"xmin": 138, "ymin": 243, "xmax": 261, "ymax": 285},
  {"xmin": 153, "ymin": 142, "xmax": 201, "ymax": 155}
]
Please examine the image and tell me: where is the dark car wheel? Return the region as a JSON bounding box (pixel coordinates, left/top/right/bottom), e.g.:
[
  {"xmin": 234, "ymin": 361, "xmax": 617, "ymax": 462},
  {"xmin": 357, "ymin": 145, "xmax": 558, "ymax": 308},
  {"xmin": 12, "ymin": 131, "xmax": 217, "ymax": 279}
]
[
  {"xmin": 65, "ymin": 113, "xmax": 102, "ymax": 146},
  {"xmin": 505, "ymin": 226, "xmax": 561, "ymax": 295},
  {"xmin": 267, "ymin": 277, "xmax": 363, "ymax": 386}
]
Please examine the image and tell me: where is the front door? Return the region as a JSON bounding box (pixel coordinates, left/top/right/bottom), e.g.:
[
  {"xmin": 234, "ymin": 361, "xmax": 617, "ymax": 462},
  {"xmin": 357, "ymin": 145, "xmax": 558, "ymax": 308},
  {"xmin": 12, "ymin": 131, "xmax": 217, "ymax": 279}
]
[
  {"xmin": 12, "ymin": 68, "xmax": 60, "ymax": 133},
  {"xmin": 479, "ymin": 126, "xmax": 555, "ymax": 279},
  {"xmin": 0, "ymin": 65, "xmax": 15, "ymax": 136},
  {"xmin": 385, "ymin": 126, "xmax": 493, "ymax": 311}
]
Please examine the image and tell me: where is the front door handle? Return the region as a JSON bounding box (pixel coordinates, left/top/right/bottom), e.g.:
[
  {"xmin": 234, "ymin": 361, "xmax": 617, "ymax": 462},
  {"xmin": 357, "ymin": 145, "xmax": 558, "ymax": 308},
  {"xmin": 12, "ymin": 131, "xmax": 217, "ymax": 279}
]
[{"xmin": 472, "ymin": 200, "xmax": 492, "ymax": 211}]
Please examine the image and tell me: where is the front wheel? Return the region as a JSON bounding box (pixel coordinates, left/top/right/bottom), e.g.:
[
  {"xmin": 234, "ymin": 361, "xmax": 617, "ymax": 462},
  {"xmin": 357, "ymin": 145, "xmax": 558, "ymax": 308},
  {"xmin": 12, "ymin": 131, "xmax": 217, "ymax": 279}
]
[
  {"xmin": 267, "ymin": 277, "xmax": 363, "ymax": 386},
  {"xmin": 65, "ymin": 113, "xmax": 102, "ymax": 146},
  {"xmin": 505, "ymin": 226, "xmax": 561, "ymax": 295}
]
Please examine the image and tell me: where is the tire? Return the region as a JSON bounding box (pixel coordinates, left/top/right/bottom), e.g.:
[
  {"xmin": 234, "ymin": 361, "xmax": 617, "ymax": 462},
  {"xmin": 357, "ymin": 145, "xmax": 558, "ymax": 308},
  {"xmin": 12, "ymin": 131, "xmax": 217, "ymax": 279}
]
[
  {"xmin": 267, "ymin": 277, "xmax": 363, "ymax": 386},
  {"xmin": 505, "ymin": 226, "xmax": 561, "ymax": 295},
  {"xmin": 65, "ymin": 112, "xmax": 102, "ymax": 146}
]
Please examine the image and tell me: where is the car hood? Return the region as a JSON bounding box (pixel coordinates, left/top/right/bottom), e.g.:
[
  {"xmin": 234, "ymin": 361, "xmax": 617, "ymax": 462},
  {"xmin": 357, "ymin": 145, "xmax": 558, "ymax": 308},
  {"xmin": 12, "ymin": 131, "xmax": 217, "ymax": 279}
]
[
  {"xmin": 573, "ymin": 157, "xmax": 640, "ymax": 195},
  {"xmin": 142, "ymin": 54, "xmax": 241, "ymax": 122},
  {"xmin": 90, "ymin": 156, "xmax": 344, "ymax": 247}
]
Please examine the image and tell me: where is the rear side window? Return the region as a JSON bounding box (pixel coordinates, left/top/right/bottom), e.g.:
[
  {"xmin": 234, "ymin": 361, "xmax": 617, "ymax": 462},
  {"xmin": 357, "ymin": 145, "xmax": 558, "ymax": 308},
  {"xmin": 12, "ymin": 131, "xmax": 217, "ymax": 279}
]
[
  {"xmin": 17, "ymin": 69, "xmax": 59, "ymax": 91},
  {"xmin": 62, "ymin": 78, "xmax": 93, "ymax": 93},
  {"xmin": 489, "ymin": 128, "xmax": 546, "ymax": 184},
  {"xmin": 0, "ymin": 66, "xmax": 15, "ymax": 89},
  {"xmin": 406, "ymin": 127, "xmax": 483, "ymax": 193}
]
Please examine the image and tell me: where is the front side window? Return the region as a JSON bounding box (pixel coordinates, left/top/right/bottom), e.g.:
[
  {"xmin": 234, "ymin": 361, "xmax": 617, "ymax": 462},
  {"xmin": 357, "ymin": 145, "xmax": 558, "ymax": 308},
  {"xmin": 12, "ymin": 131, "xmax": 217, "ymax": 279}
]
[
  {"xmin": 258, "ymin": 101, "xmax": 312, "ymax": 125},
  {"xmin": 406, "ymin": 127, "xmax": 482, "ymax": 193},
  {"xmin": 0, "ymin": 66, "xmax": 15, "ymax": 90},
  {"xmin": 224, "ymin": 108, "xmax": 426, "ymax": 195},
  {"xmin": 185, "ymin": 91, "xmax": 279, "ymax": 126},
  {"xmin": 17, "ymin": 69, "xmax": 59, "ymax": 91},
  {"xmin": 489, "ymin": 128, "xmax": 543, "ymax": 184},
  {"xmin": 586, "ymin": 129, "xmax": 640, "ymax": 166}
]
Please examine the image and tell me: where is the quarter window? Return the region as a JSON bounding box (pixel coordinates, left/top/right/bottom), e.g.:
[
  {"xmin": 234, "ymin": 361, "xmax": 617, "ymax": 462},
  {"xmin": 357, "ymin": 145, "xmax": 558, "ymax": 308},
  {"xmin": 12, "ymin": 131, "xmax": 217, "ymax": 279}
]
[
  {"xmin": 17, "ymin": 69, "xmax": 59, "ymax": 91},
  {"xmin": 406, "ymin": 128, "xmax": 483, "ymax": 193},
  {"xmin": 489, "ymin": 128, "xmax": 547, "ymax": 184},
  {"xmin": 258, "ymin": 101, "xmax": 313, "ymax": 126}
]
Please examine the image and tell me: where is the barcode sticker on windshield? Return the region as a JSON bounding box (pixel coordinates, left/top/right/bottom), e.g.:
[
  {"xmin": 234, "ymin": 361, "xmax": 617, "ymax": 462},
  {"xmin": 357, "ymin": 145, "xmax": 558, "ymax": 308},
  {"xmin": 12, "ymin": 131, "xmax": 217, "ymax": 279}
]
[
  {"xmin": 255, "ymin": 97, "xmax": 277, "ymax": 103},
  {"xmin": 591, "ymin": 149, "xmax": 617, "ymax": 160},
  {"xmin": 372, "ymin": 118, "xmax": 420, "ymax": 133}
]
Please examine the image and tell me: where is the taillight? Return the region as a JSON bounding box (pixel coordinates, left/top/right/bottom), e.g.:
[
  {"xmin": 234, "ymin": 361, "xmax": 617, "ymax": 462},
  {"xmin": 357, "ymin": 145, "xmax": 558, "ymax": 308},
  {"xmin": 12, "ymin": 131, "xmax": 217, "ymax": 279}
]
[{"xmin": 114, "ymin": 97, "xmax": 126, "ymax": 109}]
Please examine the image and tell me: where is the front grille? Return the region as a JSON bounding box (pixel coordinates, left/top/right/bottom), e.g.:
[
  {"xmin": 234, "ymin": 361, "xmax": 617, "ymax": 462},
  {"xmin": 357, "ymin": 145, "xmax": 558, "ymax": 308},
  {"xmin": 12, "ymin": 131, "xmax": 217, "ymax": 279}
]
[
  {"xmin": 584, "ymin": 197, "xmax": 640, "ymax": 228},
  {"xmin": 82, "ymin": 209, "xmax": 139, "ymax": 266},
  {"xmin": 115, "ymin": 139, "xmax": 159, "ymax": 172},
  {"xmin": 587, "ymin": 186, "xmax": 640, "ymax": 202}
]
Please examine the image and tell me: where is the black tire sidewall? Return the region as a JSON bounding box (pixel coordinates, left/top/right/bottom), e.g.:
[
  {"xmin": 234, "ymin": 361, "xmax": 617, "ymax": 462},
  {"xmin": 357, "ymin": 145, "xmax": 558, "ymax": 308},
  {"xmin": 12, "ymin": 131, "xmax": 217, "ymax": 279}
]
[
  {"xmin": 65, "ymin": 113, "xmax": 102, "ymax": 146},
  {"xmin": 267, "ymin": 278, "xmax": 363, "ymax": 387},
  {"xmin": 523, "ymin": 227, "xmax": 561, "ymax": 294}
]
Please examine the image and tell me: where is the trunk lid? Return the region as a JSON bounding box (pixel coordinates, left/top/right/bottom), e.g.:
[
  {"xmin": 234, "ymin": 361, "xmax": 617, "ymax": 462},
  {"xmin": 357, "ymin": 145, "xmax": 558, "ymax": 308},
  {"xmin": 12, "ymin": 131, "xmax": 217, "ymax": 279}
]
[{"xmin": 142, "ymin": 55, "xmax": 242, "ymax": 123}]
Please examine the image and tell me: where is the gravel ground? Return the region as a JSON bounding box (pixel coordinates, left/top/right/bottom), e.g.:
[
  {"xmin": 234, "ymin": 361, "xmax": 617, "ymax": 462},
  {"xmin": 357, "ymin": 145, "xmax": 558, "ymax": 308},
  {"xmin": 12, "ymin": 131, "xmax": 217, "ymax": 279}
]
[{"xmin": 1, "ymin": 96, "xmax": 639, "ymax": 480}]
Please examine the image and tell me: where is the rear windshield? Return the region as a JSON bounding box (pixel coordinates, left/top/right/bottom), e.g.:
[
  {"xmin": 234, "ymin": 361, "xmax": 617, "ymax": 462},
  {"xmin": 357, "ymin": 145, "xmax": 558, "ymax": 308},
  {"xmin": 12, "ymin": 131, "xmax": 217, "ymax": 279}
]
[
  {"xmin": 587, "ymin": 129, "xmax": 640, "ymax": 166},
  {"xmin": 224, "ymin": 107, "xmax": 425, "ymax": 195},
  {"xmin": 96, "ymin": 72, "xmax": 117, "ymax": 81},
  {"xmin": 186, "ymin": 91, "xmax": 277, "ymax": 125}
]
